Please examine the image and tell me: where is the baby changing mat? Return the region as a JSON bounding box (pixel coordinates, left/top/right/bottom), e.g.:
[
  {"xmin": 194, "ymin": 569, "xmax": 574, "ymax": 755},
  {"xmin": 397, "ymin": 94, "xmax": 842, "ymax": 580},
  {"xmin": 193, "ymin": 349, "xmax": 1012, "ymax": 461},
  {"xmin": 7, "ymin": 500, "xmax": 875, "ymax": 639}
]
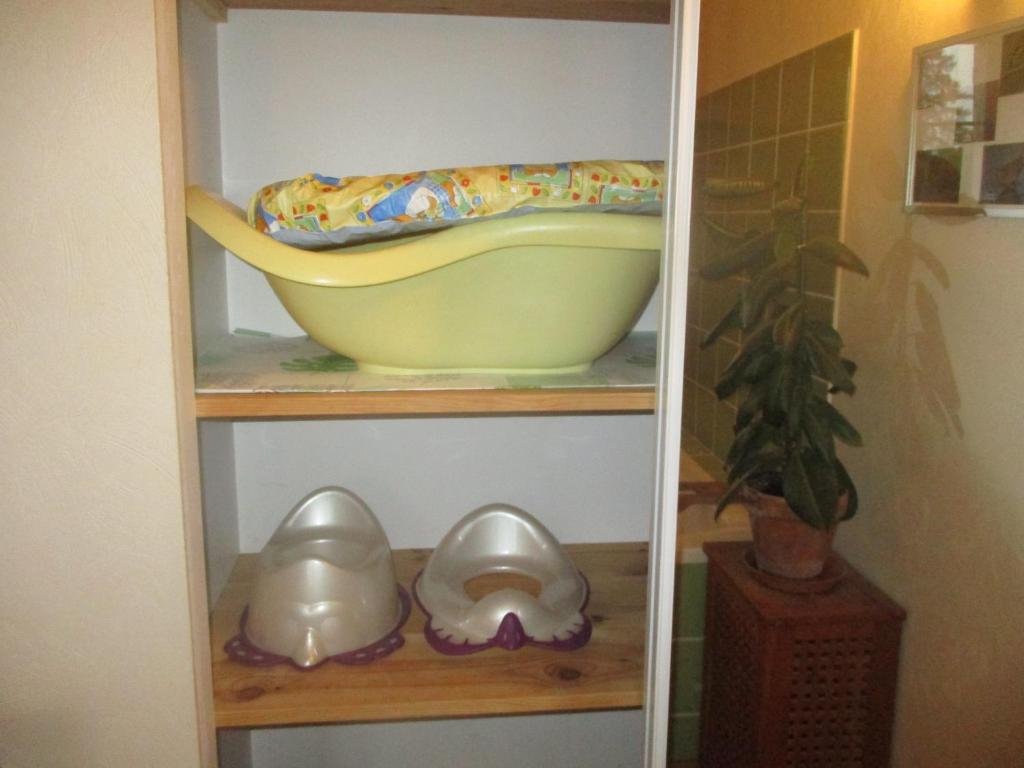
[{"xmin": 249, "ymin": 160, "xmax": 664, "ymax": 248}]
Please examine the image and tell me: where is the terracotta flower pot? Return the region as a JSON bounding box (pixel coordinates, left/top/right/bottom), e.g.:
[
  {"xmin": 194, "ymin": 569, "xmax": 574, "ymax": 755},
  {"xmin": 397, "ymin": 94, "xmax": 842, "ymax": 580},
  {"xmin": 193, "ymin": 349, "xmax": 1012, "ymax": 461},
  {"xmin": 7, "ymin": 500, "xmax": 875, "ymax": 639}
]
[{"xmin": 740, "ymin": 487, "xmax": 845, "ymax": 579}]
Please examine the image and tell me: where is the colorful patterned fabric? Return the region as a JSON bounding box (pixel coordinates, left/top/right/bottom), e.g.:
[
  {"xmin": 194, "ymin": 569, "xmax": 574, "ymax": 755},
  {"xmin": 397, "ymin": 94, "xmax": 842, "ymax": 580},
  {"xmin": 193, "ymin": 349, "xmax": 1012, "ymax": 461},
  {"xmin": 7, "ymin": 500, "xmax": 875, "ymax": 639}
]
[{"xmin": 248, "ymin": 160, "xmax": 664, "ymax": 248}]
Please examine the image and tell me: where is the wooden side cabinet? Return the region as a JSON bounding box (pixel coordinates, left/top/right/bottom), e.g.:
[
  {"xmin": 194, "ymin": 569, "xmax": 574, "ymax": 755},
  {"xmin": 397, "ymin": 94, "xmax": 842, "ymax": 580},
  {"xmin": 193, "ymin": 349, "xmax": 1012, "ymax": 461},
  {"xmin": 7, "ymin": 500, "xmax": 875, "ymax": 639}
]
[{"xmin": 699, "ymin": 542, "xmax": 906, "ymax": 768}]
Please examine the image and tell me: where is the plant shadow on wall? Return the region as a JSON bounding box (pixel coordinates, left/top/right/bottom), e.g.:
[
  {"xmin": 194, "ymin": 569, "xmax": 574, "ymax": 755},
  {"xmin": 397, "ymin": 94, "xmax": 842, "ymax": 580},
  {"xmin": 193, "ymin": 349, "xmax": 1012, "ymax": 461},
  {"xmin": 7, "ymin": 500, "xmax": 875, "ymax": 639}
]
[
  {"xmin": 871, "ymin": 216, "xmax": 964, "ymax": 454},
  {"xmin": 698, "ymin": 162, "xmax": 870, "ymax": 580}
]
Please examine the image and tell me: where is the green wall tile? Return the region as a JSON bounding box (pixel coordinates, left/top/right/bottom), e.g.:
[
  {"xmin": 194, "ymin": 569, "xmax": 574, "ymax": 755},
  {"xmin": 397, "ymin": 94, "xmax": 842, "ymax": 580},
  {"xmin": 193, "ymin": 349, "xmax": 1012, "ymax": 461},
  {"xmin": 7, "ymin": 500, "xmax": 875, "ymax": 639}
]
[
  {"xmin": 726, "ymin": 144, "xmax": 751, "ymax": 178},
  {"xmin": 707, "ymin": 87, "xmax": 730, "ymax": 150},
  {"xmin": 807, "ymin": 125, "xmax": 846, "ymax": 210},
  {"xmin": 805, "ymin": 294, "xmax": 835, "ymax": 327},
  {"xmin": 749, "ymin": 139, "xmax": 777, "ymax": 209},
  {"xmin": 683, "ymin": 376, "xmax": 697, "ymax": 433},
  {"xmin": 684, "ymin": 322, "xmax": 699, "ymax": 383},
  {"xmin": 699, "ymin": 276, "xmax": 737, "ymax": 335},
  {"xmin": 775, "ymin": 132, "xmax": 808, "ymax": 202},
  {"xmin": 672, "ymin": 562, "xmax": 708, "ymax": 637},
  {"xmin": 779, "ymin": 51, "xmax": 813, "ymax": 135},
  {"xmin": 728, "ymin": 76, "xmax": 753, "ymax": 147},
  {"xmin": 668, "ymin": 714, "xmax": 701, "ymax": 762},
  {"xmin": 694, "ymin": 95, "xmax": 710, "ymax": 153},
  {"xmin": 703, "ymin": 150, "xmax": 728, "ymax": 213},
  {"xmin": 726, "ymin": 145, "xmax": 753, "ymax": 212},
  {"xmin": 752, "ymin": 65, "xmax": 780, "ymax": 140},
  {"xmin": 695, "ymin": 386, "xmax": 715, "ymax": 448},
  {"xmin": 812, "ymin": 33, "xmax": 853, "ymax": 127},
  {"xmin": 804, "ymin": 212, "xmax": 840, "ymax": 297},
  {"xmin": 745, "ymin": 211, "xmax": 772, "ymax": 234},
  {"xmin": 713, "ymin": 400, "xmax": 737, "ymax": 462},
  {"xmin": 670, "ymin": 639, "xmax": 705, "ymax": 714},
  {"xmin": 697, "ymin": 340, "xmax": 716, "ymax": 389},
  {"xmin": 714, "ymin": 336, "xmax": 739, "ymax": 381}
]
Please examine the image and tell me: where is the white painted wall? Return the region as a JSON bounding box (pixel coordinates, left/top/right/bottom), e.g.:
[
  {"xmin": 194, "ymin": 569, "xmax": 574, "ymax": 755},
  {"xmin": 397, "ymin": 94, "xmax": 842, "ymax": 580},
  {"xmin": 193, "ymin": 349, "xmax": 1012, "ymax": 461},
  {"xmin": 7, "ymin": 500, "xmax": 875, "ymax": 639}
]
[
  {"xmin": 250, "ymin": 711, "xmax": 644, "ymax": 768},
  {"xmin": 0, "ymin": 2, "xmax": 202, "ymax": 766},
  {"xmin": 187, "ymin": 10, "xmax": 671, "ymax": 767},
  {"xmin": 235, "ymin": 415, "xmax": 654, "ymax": 551}
]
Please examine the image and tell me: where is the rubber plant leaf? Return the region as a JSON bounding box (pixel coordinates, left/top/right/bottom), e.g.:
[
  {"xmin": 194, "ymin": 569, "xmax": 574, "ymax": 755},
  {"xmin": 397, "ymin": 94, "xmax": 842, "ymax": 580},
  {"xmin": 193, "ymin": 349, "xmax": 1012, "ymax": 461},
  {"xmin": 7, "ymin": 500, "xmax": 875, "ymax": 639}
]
[
  {"xmin": 802, "ymin": 397, "xmax": 837, "ymax": 460},
  {"xmin": 701, "ymin": 216, "xmax": 752, "ymax": 243},
  {"xmin": 735, "ymin": 388, "xmax": 766, "ymax": 431},
  {"xmin": 701, "ymin": 302, "xmax": 741, "ymax": 349},
  {"xmin": 806, "ymin": 333, "xmax": 857, "ymax": 394},
  {"xmin": 714, "ymin": 466, "xmax": 760, "ymax": 518},
  {"xmin": 806, "ymin": 319, "xmax": 844, "ymax": 355},
  {"xmin": 810, "ymin": 398, "xmax": 863, "ymax": 446},
  {"xmin": 782, "ymin": 450, "xmax": 831, "ymax": 528},
  {"xmin": 727, "ymin": 445, "xmax": 786, "ymax": 485},
  {"xmin": 802, "ymin": 447, "xmax": 841, "ymax": 529},
  {"xmin": 772, "ymin": 195, "xmax": 803, "ymax": 216},
  {"xmin": 720, "ymin": 445, "xmax": 787, "ymax": 518},
  {"xmin": 727, "ymin": 420, "xmax": 782, "ymax": 468},
  {"xmin": 784, "ymin": 352, "xmax": 814, "ymax": 441},
  {"xmin": 836, "ymin": 459, "xmax": 859, "ymax": 521},
  {"xmin": 772, "ymin": 301, "xmax": 804, "ymax": 348},
  {"xmin": 799, "ymin": 238, "xmax": 870, "ymax": 276},
  {"xmin": 700, "ymin": 230, "xmax": 775, "ymax": 280},
  {"xmin": 763, "ymin": 355, "xmax": 790, "ymax": 417},
  {"xmin": 740, "ymin": 263, "xmax": 790, "ymax": 328},
  {"xmin": 714, "ymin": 323, "xmax": 775, "ymax": 399}
]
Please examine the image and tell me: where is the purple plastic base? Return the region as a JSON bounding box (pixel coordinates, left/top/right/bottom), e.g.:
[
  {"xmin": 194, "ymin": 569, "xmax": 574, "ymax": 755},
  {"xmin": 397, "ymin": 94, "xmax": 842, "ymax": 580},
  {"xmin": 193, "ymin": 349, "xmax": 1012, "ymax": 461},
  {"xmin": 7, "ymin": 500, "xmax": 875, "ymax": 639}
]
[
  {"xmin": 225, "ymin": 586, "xmax": 411, "ymax": 670},
  {"xmin": 411, "ymin": 571, "xmax": 593, "ymax": 655}
]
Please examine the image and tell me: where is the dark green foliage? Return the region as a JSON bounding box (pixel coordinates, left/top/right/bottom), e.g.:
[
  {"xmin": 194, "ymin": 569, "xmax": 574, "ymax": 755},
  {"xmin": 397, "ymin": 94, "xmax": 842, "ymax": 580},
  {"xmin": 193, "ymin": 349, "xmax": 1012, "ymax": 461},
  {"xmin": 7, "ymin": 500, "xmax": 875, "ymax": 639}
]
[{"xmin": 700, "ymin": 173, "xmax": 869, "ymax": 529}]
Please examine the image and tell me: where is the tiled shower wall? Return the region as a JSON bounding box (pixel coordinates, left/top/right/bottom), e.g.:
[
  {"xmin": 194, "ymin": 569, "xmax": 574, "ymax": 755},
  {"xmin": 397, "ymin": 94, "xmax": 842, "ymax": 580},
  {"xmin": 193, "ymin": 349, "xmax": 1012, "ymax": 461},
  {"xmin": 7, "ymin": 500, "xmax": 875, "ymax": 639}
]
[{"xmin": 682, "ymin": 32, "xmax": 854, "ymax": 474}]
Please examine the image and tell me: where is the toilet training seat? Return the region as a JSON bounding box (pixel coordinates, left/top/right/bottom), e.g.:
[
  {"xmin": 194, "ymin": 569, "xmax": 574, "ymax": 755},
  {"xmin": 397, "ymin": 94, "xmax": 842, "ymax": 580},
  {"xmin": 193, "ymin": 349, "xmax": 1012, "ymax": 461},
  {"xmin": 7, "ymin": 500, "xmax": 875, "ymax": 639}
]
[{"xmin": 413, "ymin": 504, "xmax": 591, "ymax": 654}]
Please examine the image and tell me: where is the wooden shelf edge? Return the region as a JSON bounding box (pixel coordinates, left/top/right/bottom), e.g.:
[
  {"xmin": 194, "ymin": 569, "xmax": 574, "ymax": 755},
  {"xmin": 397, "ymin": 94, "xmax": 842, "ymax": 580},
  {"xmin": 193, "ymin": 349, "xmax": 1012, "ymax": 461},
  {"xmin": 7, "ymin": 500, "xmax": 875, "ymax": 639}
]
[
  {"xmin": 221, "ymin": 0, "xmax": 670, "ymax": 24},
  {"xmin": 211, "ymin": 543, "xmax": 647, "ymax": 728},
  {"xmin": 195, "ymin": 386, "xmax": 656, "ymax": 419}
]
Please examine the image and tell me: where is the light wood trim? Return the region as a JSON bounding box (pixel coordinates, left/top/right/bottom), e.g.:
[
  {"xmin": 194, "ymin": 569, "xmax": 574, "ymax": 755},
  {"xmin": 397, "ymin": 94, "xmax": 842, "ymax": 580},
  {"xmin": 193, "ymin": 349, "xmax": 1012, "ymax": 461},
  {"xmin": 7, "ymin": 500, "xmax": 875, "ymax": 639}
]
[
  {"xmin": 222, "ymin": 0, "xmax": 670, "ymax": 24},
  {"xmin": 210, "ymin": 543, "xmax": 647, "ymax": 728},
  {"xmin": 196, "ymin": 386, "xmax": 656, "ymax": 418},
  {"xmin": 154, "ymin": 0, "xmax": 216, "ymax": 764},
  {"xmin": 191, "ymin": 0, "xmax": 228, "ymax": 21}
]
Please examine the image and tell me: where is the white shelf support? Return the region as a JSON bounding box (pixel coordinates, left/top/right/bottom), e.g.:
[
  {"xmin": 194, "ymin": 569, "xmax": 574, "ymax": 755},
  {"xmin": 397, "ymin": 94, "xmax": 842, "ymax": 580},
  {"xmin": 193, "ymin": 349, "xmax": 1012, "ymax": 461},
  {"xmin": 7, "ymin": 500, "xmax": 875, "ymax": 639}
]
[{"xmin": 643, "ymin": 0, "xmax": 700, "ymax": 766}]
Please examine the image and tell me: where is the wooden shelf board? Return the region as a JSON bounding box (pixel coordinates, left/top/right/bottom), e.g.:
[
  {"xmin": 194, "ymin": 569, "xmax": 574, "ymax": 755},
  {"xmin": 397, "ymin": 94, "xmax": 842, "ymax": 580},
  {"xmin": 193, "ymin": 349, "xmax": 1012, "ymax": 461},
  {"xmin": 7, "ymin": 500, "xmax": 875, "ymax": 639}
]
[
  {"xmin": 196, "ymin": 386, "xmax": 654, "ymax": 418},
  {"xmin": 219, "ymin": 0, "xmax": 670, "ymax": 24},
  {"xmin": 195, "ymin": 332, "xmax": 657, "ymax": 419},
  {"xmin": 211, "ymin": 542, "xmax": 647, "ymax": 728}
]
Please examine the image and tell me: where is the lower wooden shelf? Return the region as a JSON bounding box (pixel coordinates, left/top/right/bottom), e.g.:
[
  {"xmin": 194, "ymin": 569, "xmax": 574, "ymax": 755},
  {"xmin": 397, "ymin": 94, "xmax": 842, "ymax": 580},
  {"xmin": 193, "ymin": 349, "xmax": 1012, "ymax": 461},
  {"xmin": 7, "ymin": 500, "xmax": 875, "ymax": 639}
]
[{"xmin": 210, "ymin": 542, "xmax": 647, "ymax": 728}]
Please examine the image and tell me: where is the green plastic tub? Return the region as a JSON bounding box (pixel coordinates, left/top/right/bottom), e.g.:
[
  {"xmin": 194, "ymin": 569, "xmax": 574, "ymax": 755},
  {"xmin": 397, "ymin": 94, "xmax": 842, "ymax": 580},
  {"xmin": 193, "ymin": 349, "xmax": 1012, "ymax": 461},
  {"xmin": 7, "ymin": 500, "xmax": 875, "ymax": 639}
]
[{"xmin": 186, "ymin": 186, "xmax": 662, "ymax": 374}]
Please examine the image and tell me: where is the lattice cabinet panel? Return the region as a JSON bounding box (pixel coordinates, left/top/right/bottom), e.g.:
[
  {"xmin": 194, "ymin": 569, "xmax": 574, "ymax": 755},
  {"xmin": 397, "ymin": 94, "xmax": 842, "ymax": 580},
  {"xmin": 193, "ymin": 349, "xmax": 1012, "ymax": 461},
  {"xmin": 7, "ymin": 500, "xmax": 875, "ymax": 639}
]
[{"xmin": 699, "ymin": 543, "xmax": 905, "ymax": 768}]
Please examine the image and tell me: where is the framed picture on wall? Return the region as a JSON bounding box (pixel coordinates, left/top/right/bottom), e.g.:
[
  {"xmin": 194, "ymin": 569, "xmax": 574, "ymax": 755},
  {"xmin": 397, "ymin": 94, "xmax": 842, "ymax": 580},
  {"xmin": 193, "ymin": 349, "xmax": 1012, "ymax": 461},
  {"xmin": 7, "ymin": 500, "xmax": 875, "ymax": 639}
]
[{"xmin": 906, "ymin": 16, "xmax": 1024, "ymax": 217}]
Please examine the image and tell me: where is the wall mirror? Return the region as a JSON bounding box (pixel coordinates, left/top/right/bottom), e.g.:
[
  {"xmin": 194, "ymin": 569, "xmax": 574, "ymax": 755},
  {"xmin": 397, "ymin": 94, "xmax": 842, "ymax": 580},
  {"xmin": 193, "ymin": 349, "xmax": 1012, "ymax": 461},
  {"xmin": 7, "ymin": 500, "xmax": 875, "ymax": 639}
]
[{"xmin": 907, "ymin": 17, "xmax": 1024, "ymax": 217}]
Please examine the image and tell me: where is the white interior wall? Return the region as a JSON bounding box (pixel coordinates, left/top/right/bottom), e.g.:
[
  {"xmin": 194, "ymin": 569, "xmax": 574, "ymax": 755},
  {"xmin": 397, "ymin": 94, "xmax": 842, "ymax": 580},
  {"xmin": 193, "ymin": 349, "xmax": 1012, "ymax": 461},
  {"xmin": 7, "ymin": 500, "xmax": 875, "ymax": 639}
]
[
  {"xmin": 235, "ymin": 415, "xmax": 654, "ymax": 551},
  {"xmin": 180, "ymin": 0, "xmax": 240, "ymax": 611},
  {"xmin": 202, "ymin": 10, "xmax": 669, "ymax": 767},
  {"xmin": 250, "ymin": 711, "xmax": 644, "ymax": 768}
]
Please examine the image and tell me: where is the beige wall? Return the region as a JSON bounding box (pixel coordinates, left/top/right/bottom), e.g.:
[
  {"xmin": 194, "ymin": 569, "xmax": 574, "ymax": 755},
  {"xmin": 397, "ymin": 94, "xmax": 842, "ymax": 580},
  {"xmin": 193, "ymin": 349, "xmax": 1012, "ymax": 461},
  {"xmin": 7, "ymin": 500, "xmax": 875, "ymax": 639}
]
[
  {"xmin": 698, "ymin": 1, "xmax": 1024, "ymax": 765},
  {"xmin": 0, "ymin": 2, "xmax": 202, "ymax": 767}
]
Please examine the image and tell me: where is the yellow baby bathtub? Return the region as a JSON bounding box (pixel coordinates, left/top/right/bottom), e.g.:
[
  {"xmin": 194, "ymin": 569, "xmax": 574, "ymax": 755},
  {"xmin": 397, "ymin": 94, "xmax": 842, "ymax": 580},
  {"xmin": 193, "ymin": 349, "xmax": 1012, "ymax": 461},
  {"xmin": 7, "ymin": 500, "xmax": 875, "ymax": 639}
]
[{"xmin": 186, "ymin": 186, "xmax": 663, "ymax": 374}]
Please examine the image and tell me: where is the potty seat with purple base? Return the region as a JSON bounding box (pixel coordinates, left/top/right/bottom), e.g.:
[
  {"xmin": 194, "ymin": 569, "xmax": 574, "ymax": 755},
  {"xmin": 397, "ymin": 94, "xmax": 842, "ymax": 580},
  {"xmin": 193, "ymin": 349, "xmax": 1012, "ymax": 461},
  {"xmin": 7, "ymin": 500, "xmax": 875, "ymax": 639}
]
[
  {"xmin": 413, "ymin": 504, "xmax": 591, "ymax": 654},
  {"xmin": 226, "ymin": 487, "xmax": 409, "ymax": 669}
]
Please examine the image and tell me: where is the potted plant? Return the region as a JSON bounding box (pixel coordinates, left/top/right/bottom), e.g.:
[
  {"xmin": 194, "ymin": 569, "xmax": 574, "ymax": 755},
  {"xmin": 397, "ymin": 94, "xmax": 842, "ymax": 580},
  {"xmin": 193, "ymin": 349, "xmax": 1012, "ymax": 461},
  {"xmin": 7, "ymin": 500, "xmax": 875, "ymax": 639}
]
[{"xmin": 699, "ymin": 168, "xmax": 869, "ymax": 579}]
